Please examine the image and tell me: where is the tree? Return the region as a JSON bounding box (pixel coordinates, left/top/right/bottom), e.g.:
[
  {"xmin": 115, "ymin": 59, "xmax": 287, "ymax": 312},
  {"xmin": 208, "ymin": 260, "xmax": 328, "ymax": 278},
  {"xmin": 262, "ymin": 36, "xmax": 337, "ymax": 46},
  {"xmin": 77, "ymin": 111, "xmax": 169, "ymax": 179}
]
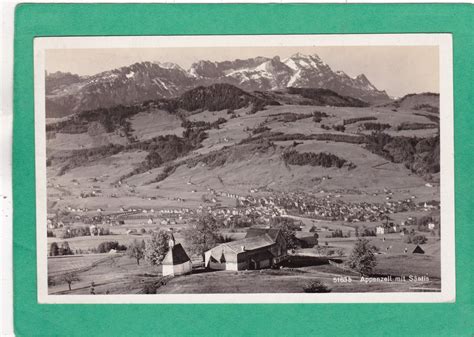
[
  {"xmin": 50, "ymin": 242, "xmax": 59, "ymax": 256},
  {"xmin": 269, "ymin": 217, "xmax": 300, "ymax": 249},
  {"xmin": 183, "ymin": 215, "xmax": 223, "ymax": 256},
  {"xmin": 347, "ymin": 238, "xmax": 377, "ymax": 276},
  {"xmin": 59, "ymin": 241, "xmax": 73, "ymax": 256},
  {"xmin": 276, "ymin": 223, "xmax": 299, "ymax": 249},
  {"xmin": 128, "ymin": 239, "xmax": 146, "ymax": 265},
  {"xmin": 145, "ymin": 231, "xmax": 169, "ymax": 265},
  {"xmin": 144, "ymin": 151, "xmax": 163, "ymax": 169},
  {"xmin": 60, "ymin": 272, "xmax": 80, "ymax": 291},
  {"xmin": 355, "ymin": 226, "xmax": 360, "ymax": 237}
]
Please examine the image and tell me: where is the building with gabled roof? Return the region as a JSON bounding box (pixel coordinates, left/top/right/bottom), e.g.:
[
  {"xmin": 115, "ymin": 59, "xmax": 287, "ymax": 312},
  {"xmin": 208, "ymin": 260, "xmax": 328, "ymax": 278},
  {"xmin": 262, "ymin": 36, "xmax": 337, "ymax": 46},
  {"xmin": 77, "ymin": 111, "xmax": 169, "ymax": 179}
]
[
  {"xmin": 204, "ymin": 227, "xmax": 287, "ymax": 271},
  {"xmin": 162, "ymin": 233, "xmax": 192, "ymax": 277},
  {"xmin": 412, "ymin": 245, "xmax": 425, "ymax": 254}
]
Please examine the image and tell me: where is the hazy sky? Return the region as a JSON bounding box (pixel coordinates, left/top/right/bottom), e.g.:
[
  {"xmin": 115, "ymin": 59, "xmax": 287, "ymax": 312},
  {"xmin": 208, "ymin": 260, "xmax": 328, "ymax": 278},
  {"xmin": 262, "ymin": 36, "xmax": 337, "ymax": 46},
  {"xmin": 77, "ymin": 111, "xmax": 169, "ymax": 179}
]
[{"xmin": 46, "ymin": 46, "xmax": 439, "ymax": 97}]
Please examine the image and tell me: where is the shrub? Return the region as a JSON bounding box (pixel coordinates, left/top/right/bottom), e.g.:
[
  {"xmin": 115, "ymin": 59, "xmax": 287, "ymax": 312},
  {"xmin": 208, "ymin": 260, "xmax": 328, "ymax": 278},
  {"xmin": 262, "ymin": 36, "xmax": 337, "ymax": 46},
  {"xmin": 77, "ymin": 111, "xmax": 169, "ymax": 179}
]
[
  {"xmin": 303, "ymin": 280, "xmax": 331, "ymax": 293},
  {"xmin": 360, "ymin": 228, "xmax": 376, "ymax": 237},
  {"xmin": 336, "ymin": 248, "xmax": 345, "ymax": 256},
  {"xmin": 332, "ymin": 125, "xmax": 345, "ymax": 132},
  {"xmin": 97, "ymin": 241, "xmax": 127, "ymax": 253},
  {"xmin": 142, "ymin": 283, "xmax": 157, "ymax": 294},
  {"xmin": 405, "ymin": 234, "xmax": 427, "ymax": 245},
  {"xmin": 330, "ymin": 229, "xmax": 344, "ymax": 238},
  {"xmin": 252, "ymin": 126, "xmax": 271, "ymax": 134},
  {"xmin": 312, "ymin": 110, "xmax": 329, "ymax": 123}
]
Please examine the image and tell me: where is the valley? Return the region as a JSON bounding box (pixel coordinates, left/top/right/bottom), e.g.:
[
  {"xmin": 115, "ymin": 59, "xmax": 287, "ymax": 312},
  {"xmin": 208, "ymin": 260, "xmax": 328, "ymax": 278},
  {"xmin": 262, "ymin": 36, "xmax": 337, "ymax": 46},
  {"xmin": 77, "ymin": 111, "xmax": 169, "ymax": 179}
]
[
  {"xmin": 47, "ymin": 83, "xmax": 440, "ymax": 293},
  {"xmin": 44, "ymin": 55, "xmax": 441, "ymax": 295}
]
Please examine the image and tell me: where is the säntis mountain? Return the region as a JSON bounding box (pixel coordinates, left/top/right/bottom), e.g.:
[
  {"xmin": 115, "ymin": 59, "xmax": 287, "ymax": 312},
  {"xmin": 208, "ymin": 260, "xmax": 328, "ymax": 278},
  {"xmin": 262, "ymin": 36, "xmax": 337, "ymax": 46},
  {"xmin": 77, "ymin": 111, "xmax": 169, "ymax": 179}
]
[{"xmin": 45, "ymin": 53, "xmax": 390, "ymax": 118}]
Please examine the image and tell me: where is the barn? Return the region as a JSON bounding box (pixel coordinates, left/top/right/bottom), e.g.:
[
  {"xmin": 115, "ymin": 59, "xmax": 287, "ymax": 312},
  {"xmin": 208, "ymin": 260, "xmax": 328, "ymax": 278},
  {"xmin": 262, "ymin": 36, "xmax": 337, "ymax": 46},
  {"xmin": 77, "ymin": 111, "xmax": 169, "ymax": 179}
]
[
  {"xmin": 204, "ymin": 227, "xmax": 287, "ymax": 271},
  {"xmin": 412, "ymin": 245, "xmax": 425, "ymax": 254},
  {"xmin": 162, "ymin": 234, "xmax": 192, "ymax": 277}
]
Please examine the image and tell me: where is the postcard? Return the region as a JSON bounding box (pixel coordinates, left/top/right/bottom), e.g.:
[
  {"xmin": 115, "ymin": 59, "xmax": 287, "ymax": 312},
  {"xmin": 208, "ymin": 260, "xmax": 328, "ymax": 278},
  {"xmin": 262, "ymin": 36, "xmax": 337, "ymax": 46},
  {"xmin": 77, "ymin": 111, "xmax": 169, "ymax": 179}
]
[{"xmin": 34, "ymin": 34, "xmax": 454, "ymax": 303}]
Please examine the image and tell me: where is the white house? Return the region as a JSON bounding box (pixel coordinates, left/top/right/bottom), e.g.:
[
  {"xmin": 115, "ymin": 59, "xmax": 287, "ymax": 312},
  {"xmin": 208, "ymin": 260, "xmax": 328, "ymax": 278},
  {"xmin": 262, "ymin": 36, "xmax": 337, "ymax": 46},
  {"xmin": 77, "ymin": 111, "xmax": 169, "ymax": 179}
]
[
  {"xmin": 376, "ymin": 226, "xmax": 385, "ymax": 235},
  {"xmin": 162, "ymin": 234, "xmax": 192, "ymax": 277}
]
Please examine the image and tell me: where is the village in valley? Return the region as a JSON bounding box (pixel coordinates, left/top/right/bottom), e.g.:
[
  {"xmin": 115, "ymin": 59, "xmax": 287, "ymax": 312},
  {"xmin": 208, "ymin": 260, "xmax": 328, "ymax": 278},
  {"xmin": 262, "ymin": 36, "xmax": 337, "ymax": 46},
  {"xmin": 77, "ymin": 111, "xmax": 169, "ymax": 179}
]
[{"xmin": 45, "ymin": 52, "xmax": 441, "ymax": 295}]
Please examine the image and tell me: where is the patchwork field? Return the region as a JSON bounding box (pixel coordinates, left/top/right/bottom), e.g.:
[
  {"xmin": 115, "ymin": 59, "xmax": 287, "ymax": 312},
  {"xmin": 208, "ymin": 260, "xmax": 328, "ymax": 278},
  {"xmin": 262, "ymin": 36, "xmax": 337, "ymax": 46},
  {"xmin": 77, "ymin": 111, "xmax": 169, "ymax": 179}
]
[
  {"xmin": 129, "ymin": 109, "xmax": 185, "ymax": 141},
  {"xmin": 50, "ymin": 253, "xmax": 440, "ymax": 295}
]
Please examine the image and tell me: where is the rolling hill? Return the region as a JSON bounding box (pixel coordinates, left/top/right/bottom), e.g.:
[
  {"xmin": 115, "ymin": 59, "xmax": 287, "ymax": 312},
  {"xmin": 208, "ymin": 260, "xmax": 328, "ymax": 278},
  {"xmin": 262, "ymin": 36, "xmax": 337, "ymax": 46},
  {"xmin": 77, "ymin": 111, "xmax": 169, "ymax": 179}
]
[
  {"xmin": 45, "ymin": 82, "xmax": 440, "ymax": 218},
  {"xmin": 383, "ymin": 93, "xmax": 439, "ymax": 113}
]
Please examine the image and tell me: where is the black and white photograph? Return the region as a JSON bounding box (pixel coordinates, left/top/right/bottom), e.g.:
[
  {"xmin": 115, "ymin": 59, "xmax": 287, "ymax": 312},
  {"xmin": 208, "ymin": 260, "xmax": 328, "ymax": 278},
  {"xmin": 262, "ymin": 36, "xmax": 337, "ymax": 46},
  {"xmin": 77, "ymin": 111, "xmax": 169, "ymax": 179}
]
[{"xmin": 34, "ymin": 34, "xmax": 454, "ymax": 303}]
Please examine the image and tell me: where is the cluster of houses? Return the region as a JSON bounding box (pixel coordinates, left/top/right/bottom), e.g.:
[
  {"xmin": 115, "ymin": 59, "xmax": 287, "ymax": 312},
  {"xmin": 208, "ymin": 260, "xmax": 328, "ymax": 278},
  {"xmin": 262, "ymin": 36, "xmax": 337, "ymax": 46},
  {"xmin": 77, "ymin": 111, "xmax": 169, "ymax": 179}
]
[
  {"xmin": 375, "ymin": 217, "xmax": 437, "ymax": 236},
  {"xmin": 271, "ymin": 192, "xmax": 438, "ymax": 223}
]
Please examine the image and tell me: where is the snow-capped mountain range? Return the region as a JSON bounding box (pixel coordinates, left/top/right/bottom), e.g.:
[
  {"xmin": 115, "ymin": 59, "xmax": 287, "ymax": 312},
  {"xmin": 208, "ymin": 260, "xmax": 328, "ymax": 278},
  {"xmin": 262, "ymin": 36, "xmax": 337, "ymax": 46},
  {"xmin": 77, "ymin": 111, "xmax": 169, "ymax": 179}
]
[{"xmin": 45, "ymin": 53, "xmax": 390, "ymax": 117}]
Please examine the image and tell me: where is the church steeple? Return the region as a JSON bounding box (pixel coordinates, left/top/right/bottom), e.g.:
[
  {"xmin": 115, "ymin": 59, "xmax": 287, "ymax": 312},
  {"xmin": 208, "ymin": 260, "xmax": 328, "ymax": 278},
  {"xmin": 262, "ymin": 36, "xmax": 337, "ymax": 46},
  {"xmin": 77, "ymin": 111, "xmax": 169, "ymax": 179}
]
[{"xmin": 168, "ymin": 232, "xmax": 175, "ymax": 248}]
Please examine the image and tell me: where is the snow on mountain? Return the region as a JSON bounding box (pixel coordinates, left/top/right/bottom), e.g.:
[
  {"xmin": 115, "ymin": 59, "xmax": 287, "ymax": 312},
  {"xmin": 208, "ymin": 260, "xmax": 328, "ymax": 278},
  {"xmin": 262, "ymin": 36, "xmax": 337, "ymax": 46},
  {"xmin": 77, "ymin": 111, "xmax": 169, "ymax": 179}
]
[{"xmin": 46, "ymin": 54, "xmax": 391, "ymax": 117}]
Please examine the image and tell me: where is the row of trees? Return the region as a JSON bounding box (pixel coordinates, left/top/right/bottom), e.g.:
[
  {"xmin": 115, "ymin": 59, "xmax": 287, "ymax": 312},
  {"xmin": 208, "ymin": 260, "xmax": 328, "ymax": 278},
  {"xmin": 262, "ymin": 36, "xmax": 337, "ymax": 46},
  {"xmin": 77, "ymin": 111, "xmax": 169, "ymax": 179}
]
[
  {"xmin": 362, "ymin": 122, "xmax": 391, "ymax": 131},
  {"xmin": 343, "ymin": 116, "xmax": 377, "ymax": 125},
  {"xmin": 365, "ymin": 132, "xmax": 440, "ymax": 177},
  {"xmin": 282, "ymin": 150, "xmax": 351, "ymax": 169},
  {"xmin": 176, "ymin": 83, "xmax": 277, "ymax": 112},
  {"xmin": 55, "ymin": 226, "xmax": 112, "ymax": 239},
  {"xmin": 56, "ymin": 143, "xmax": 124, "ymax": 176},
  {"xmin": 396, "ymin": 122, "xmax": 437, "ymax": 131}
]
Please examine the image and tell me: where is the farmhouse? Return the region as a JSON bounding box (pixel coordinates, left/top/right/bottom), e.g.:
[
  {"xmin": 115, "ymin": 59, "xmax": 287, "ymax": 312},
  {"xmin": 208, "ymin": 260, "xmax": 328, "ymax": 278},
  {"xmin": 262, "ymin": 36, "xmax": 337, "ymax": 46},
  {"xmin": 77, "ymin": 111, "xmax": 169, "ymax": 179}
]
[
  {"xmin": 162, "ymin": 233, "xmax": 192, "ymax": 277},
  {"xmin": 376, "ymin": 226, "xmax": 385, "ymax": 235},
  {"xmin": 412, "ymin": 245, "xmax": 425, "ymax": 254},
  {"xmin": 204, "ymin": 227, "xmax": 287, "ymax": 271}
]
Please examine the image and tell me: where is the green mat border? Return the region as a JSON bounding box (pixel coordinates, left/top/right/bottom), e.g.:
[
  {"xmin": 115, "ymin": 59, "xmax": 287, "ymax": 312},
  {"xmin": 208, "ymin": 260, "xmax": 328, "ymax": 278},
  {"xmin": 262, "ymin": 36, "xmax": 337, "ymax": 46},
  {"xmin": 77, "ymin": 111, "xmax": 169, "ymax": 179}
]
[{"xmin": 13, "ymin": 4, "xmax": 473, "ymax": 336}]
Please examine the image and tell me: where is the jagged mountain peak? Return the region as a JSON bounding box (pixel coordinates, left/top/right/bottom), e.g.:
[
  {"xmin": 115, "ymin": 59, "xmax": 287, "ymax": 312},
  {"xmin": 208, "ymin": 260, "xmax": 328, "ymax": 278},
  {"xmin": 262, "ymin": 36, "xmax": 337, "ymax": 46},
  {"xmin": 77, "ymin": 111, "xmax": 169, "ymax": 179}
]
[
  {"xmin": 288, "ymin": 52, "xmax": 321, "ymax": 60},
  {"xmin": 154, "ymin": 61, "xmax": 185, "ymax": 71},
  {"xmin": 45, "ymin": 53, "xmax": 391, "ymax": 117},
  {"xmin": 355, "ymin": 74, "xmax": 369, "ymax": 83}
]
